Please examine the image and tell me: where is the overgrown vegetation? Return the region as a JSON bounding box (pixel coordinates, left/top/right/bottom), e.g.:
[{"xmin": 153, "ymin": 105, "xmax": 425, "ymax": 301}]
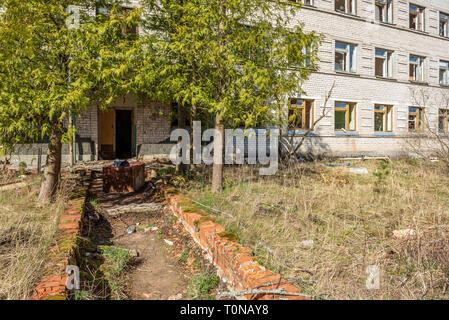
[
  {"xmin": 100, "ymin": 246, "xmax": 133, "ymax": 300},
  {"xmin": 188, "ymin": 272, "xmax": 220, "ymax": 300},
  {"xmin": 0, "ymin": 174, "xmax": 68, "ymax": 299},
  {"xmin": 181, "ymin": 160, "xmax": 449, "ymax": 300}
]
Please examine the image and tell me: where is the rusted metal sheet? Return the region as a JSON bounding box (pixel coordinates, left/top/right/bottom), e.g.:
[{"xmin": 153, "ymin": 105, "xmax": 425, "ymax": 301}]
[{"xmin": 103, "ymin": 162, "xmax": 145, "ymax": 193}]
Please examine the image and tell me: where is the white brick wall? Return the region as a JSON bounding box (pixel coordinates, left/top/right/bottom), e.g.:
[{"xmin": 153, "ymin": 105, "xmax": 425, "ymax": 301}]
[
  {"xmin": 287, "ymin": 0, "xmax": 449, "ymax": 156},
  {"xmin": 71, "ymin": 1, "xmax": 449, "ymax": 159}
]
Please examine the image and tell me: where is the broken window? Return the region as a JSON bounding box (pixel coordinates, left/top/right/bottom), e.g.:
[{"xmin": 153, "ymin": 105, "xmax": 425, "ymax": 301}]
[
  {"xmin": 335, "ymin": 101, "xmax": 356, "ymax": 131},
  {"xmin": 375, "ymin": 0, "xmax": 392, "ymax": 23},
  {"xmin": 440, "ymin": 60, "xmax": 449, "ymax": 85},
  {"xmin": 375, "ymin": 48, "xmax": 392, "ymax": 78},
  {"xmin": 409, "ymin": 4, "xmax": 425, "ymax": 31},
  {"xmin": 289, "ymin": 99, "xmax": 314, "ymax": 130},
  {"xmin": 408, "ymin": 107, "xmax": 424, "ymax": 132},
  {"xmin": 409, "ymin": 55, "xmax": 425, "ymax": 82},
  {"xmin": 440, "ymin": 12, "xmax": 449, "ymax": 37},
  {"xmin": 335, "ymin": 0, "xmax": 356, "ymax": 15},
  {"xmin": 374, "ymin": 105, "xmax": 393, "ymax": 132},
  {"xmin": 439, "ymin": 109, "xmax": 449, "ymax": 133},
  {"xmin": 335, "ymin": 42, "xmax": 356, "ymax": 73}
]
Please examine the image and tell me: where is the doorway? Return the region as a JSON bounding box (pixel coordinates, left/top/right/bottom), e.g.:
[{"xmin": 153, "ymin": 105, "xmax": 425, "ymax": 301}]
[{"xmin": 115, "ymin": 110, "xmax": 133, "ymax": 159}]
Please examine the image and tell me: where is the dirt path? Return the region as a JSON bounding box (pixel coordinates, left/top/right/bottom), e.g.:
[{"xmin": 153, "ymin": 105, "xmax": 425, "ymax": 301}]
[
  {"xmin": 116, "ymin": 232, "xmax": 187, "ymax": 300},
  {"xmin": 82, "ymin": 176, "xmax": 222, "ymax": 300}
]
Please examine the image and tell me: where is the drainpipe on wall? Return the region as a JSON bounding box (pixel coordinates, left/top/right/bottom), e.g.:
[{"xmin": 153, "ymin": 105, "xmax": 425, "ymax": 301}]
[
  {"xmin": 69, "ymin": 114, "xmax": 74, "ymax": 167},
  {"xmin": 69, "ymin": 113, "xmax": 76, "ymax": 166},
  {"xmin": 72, "ymin": 115, "xmax": 76, "ymax": 165}
]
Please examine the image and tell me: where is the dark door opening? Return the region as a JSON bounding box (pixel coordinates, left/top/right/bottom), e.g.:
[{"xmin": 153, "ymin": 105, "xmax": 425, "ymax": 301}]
[{"xmin": 115, "ymin": 110, "xmax": 133, "ymax": 159}]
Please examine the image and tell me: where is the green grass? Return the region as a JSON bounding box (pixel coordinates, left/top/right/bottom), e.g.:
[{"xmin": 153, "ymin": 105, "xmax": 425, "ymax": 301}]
[
  {"xmin": 188, "ymin": 272, "xmax": 220, "ymax": 300},
  {"xmin": 100, "ymin": 246, "xmax": 133, "ymax": 300},
  {"xmin": 182, "ymin": 160, "xmax": 449, "ymax": 300}
]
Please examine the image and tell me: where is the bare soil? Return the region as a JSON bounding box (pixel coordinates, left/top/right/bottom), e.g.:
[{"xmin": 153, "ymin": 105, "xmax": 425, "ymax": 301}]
[{"xmin": 82, "ymin": 174, "xmax": 223, "ymax": 300}]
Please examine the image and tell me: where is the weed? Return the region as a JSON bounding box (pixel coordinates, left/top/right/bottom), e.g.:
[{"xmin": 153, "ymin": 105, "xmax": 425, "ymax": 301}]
[{"xmin": 188, "ymin": 272, "xmax": 220, "ymax": 300}]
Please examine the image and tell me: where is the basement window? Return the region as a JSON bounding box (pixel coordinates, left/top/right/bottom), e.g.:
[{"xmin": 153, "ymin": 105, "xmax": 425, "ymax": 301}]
[
  {"xmin": 335, "ymin": 42, "xmax": 356, "ymax": 73},
  {"xmin": 375, "ymin": 0, "xmax": 392, "ymax": 23},
  {"xmin": 374, "ymin": 105, "xmax": 393, "ymax": 132},
  {"xmin": 408, "ymin": 107, "xmax": 424, "ymax": 132},
  {"xmin": 440, "ymin": 60, "xmax": 449, "ymax": 85},
  {"xmin": 441, "ymin": 12, "xmax": 449, "ymax": 37},
  {"xmin": 335, "ymin": 101, "xmax": 356, "ymax": 131},
  {"xmin": 335, "ymin": 0, "xmax": 356, "ymax": 15},
  {"xmin": 288, "ymin": 99, "xmax": 314, "ymax": 130},
  {"xmin": 410, "ymin": 4, "xmax": 425, "ymax": 31},
  {"xmin": 375, "ymin": 48, "xmax": 392, "ymax": 78},
  {"xmin": 409, "ymin": 55, "xmax": 425, "ymax": 82},
  {"xmin": 439, "ymin": 109, "xmax": 449, "ymax": 133}
]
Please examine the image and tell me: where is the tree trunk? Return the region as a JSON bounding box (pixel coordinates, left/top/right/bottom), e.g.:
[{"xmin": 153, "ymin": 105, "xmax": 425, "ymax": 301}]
[
  {"xmin": 212, "ymin": 113, "xmax": 224, "ymax": 193},
  {"xmin": 38, "ymin": 128, "xmax": 62, "ymax": 203}
]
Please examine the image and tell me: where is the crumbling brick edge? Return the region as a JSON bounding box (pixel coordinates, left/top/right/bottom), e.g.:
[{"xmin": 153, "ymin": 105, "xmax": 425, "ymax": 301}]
[
  {"xmin": 29, "ymin": 187, "xmax": 89, "ymax": 300},
  {"xmin": 164, "ymin": 189, "xmax": 310, "ymax": 300}
]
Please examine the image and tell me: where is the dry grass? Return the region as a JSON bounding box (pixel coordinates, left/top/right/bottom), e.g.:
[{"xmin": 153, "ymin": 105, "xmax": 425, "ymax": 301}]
[
  {"xmin": 0, "ymin": 174, "xmax": 69, "ymax": 300},
  {"xmin": 182, "ymin": 160, "xmax": 449, "ymax": 300}
]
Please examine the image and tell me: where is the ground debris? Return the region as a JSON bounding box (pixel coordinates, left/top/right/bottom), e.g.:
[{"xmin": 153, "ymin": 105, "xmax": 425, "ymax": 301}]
[
  {"xmin": 106, "ymin": 203, "xmax": 163, "ymax": 217},
  {"xmin": 392, "ymin": 229, "xmax": 416, "ymax": 239}
]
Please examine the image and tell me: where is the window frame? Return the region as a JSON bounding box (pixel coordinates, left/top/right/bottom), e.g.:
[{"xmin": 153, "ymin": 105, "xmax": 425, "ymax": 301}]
[
  {"xmin": 375, "ymin": 48, "xmax": 393, "ymax": 78},
  {"xmin": 288, "ymin": 99, "xmax": 314, "ymax": 130},
  {"xmin": 334, "ymin": 101, "xmax": 357, "ymax": 131},
  {"xmin": 335, "ymin": 41, "xmax": 357, "ymax": 73},
  {"xmin": 440, "ymin": 12, "xmax": 449, "ymax": 37},
  {"xmin": 289, "ymin": 0, "xmax": 313, "ymax": 6},
  {"xmin": 409, "ymin": 55, "xmax": 425, "ymax": 82},
  {"xmin": 335, "ymin": 0, "xmax": 356, "ymax": 15},
  {"xmin": 439, "ymin": 109, "xmax": 449, "ymax": 134},
  {"xmin": 439, "ymin": 60, "xmax": 449, "ymax": 86},
  {"xmin": 374, "ymin": 104, "xmax": 393, "ymax": 132},
  {"xmin": 408, "ymin": 106, "xmax": 425, "ymax": 133},
  {"xmin": 375, "ymin": 0, "xmax": 393, "ymax": 23},
  {"xmin": 409, "ymin": 4, "xmax": 425, "ymax": 31}
]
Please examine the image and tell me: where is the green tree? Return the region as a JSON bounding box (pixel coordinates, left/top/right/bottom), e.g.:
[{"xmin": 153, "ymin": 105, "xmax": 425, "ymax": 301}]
[
  {"xmin": 0, "ymin": 0, "xmax": 140, "ymax": 202},
  {"xmin": 138, "ymin": 0, "xmax": 321, "ymax": 192}
]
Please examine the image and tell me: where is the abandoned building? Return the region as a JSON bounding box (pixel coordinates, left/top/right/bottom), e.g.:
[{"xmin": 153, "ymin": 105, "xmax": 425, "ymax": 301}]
[{"xmin": 10, "ymin": 0, "xmax": 449, "ymax": 165}]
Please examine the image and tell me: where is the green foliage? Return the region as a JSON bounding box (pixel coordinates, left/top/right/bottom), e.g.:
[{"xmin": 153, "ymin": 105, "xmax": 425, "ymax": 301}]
[
  {"xmin": 0, "ymin": 0, "xmax": 140, "ymax": 151},
  {"xmin": 178, "ymin": 249, "xmax": 189, "ymax": 263},
  {"xmin": 136, "ymin": 0, "xmax": 321, "ymax": 129},
  {"xmin": 188, "ymin": 273, "xmax": 220, "ymax": 300}
]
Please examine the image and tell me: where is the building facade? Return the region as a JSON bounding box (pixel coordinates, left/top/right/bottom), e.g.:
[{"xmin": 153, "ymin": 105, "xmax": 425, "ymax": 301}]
[
  {"xmin": 11, "ymin": 0, "xmax": 449, "ymax": 165},
  {"xmin": 287, "ymin": 0, "xmax": 449, "ymax": 157}
]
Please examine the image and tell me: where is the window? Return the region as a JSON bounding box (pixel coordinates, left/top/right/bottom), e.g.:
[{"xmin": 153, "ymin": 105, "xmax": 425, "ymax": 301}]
[
  {"xmin": 440, "ymin": 12, "xmax": 449, "ymax": 37},
  {"xmin": 374, "ymin": 105, "xmax": 393, "ymax": 132},
  {"xmin": 335, "ymin": 42, "xmax": 356, "ymax": 73},
  {"xmin": 439, "ymin": 109, "xmax": 449, "ymax": 133},
  {"xmin": 408, "ymin": 107, "xmax": 424, "ymax": 132},
  {"xmin": 335, "ymin": 0, "xmax": 356, "ymax": 15},
  {"xmin": 410, "ymin": 4, "xmax": 425, "ymax": 31},
  {"xmin": 409, "ymin": 55, "xmax": 425, "ymax": 82},
  {"xmin": 289, "ymin": 99, "xmax": 314, "ymax": 130},
  {"xmin": 440, "ymin": 60, "xmax": 449, "ymax": 85},
  {"xmin": 375, "ymin": 49, "xmax": 392, "ymax": 78},
  {"xmin": 289, "ymin": 0, "xmax": 313, "ymax": 5},
  {"xmin": 375, "ymin": 0, "xmax": 392, "ymax": 23},
  {"xmin": 335, "ymin": 101, "xmax": 356, "ymax": 131}
]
